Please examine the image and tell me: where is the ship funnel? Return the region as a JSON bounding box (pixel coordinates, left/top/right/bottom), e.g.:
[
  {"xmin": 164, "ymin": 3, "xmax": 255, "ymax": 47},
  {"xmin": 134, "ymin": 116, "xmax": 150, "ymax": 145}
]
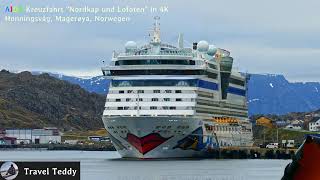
[{"xmin": 178, "ymin": 33, "xmax": 184, "ymax": 48}]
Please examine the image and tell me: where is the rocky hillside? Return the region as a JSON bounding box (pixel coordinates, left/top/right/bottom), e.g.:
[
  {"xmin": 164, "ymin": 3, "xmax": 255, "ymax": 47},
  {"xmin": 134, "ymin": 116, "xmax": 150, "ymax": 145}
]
[
  {"xmin": 0, "ymin": 70, "xmax": 105, "ymax": 130},
  {"xmin": 32, "ymin": 71, "xmax": 109, "ymax": 94}
]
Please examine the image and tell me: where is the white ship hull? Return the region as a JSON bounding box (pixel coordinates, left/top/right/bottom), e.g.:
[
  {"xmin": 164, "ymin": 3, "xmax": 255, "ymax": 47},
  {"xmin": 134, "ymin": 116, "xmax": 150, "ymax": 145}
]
[
  {"xmin": 103, "ymin": 116, "xmax": 251, "ymax": 158},
  {"xmin": 101, "ymin": 19, "xmax": 253, "ymax": 159}
]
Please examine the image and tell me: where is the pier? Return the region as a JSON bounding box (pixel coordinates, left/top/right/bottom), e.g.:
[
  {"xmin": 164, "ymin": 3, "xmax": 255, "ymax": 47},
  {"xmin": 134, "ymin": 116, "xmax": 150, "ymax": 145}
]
[{"xmin": 211, "ymin": 147, "xmax": 296, "ymax": 159}]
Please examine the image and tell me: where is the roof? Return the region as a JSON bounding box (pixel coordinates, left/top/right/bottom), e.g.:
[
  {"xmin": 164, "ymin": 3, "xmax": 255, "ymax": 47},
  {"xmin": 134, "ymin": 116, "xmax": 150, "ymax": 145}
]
[
  {"xmin": 1, "ymin": 136, "xmax": 17, "ymax": 140},
  {"xmin": 310, "ymin": 117, "xmax": 320, "ymax": 123},
  {"xmin": 256, "ymin": 116, "xmax": 274, "ymax": 121}
]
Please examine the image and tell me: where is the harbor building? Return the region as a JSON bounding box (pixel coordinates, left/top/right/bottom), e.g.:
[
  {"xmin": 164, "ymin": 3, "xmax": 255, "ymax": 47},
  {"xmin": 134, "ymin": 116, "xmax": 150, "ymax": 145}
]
[{"xmin": 4, "ymin": 128, "xmax": 61, "ymax": 144}]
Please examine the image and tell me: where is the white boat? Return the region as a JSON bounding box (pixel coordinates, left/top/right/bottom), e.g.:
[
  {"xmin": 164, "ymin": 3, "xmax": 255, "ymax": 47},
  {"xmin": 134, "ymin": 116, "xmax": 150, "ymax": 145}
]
[{"xmin": 101, "ymin": 17, "xmax": 253, "ymax": 158}]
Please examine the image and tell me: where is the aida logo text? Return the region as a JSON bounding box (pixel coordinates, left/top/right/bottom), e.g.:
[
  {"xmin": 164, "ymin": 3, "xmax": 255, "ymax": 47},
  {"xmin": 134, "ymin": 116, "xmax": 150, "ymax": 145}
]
[{"xmin": 5, "ymin": 4, "xmax": 24, "ymax": 13}]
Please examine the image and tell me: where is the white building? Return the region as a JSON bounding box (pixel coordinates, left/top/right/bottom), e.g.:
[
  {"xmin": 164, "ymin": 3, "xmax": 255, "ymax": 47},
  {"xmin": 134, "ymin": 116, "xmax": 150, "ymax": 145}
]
[
  {"xmin": 285, "ymin": 124, "xmax": 302, "ymax": 130},
  {"xmin": 5, "ymin": 128, "xmax": 61, "ymax": 144},
  {"xmin": 309, "ymin": 118, "xmax": 320, "ymax": 132}
]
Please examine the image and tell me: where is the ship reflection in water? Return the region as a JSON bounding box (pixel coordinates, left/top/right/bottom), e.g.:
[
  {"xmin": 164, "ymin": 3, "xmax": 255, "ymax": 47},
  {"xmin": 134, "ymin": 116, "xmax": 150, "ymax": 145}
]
[{"xmin": 0, "ymin": 151, "xmax": 289, "ymax": 180}]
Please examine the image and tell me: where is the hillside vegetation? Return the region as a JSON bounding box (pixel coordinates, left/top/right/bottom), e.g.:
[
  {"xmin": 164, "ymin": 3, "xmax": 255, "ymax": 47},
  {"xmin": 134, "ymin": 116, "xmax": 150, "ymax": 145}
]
[{"xmin": 0, "ymin": 70, "xmax": 105, "ymax": 131}]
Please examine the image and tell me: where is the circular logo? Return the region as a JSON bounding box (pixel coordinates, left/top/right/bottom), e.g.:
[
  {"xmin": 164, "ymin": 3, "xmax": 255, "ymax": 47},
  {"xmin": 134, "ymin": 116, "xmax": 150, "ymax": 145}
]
[{"xmin": 0, "ymin": 162, "xmax": 19, "ymax": 180}]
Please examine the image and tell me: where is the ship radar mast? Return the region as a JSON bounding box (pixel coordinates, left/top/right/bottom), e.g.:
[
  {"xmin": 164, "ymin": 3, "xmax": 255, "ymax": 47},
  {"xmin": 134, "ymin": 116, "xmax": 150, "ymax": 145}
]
[{"xmin": 151, "ymin": 16, "xmax": 161, "ymax": 44}]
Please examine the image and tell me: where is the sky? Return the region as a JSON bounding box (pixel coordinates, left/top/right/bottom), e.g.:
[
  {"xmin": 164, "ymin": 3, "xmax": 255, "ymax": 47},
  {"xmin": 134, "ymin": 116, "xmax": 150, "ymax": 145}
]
[{"xmin": 0, "ymin": 0, "xmax": 320, "ymax": 82}]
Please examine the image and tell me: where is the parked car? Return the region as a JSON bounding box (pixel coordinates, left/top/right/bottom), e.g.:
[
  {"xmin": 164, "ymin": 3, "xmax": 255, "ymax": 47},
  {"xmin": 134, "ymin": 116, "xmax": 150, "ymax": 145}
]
[
  {"xmin": 259, "ymin": 143, "xmax": 268, "ymax": 148},
  {"xmin": 266, "ymin": 143, "xmax": 279, "ymax": 149},
  {"xmin": 282, "ymin": 140, "xmax": 295, "ymax": 148}
]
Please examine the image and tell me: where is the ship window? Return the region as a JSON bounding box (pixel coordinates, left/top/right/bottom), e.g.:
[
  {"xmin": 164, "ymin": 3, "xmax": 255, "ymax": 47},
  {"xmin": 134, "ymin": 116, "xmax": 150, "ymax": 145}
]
[
  {"xmin": 175, "ymin": 90, "xmax": 182, "ymax": 93},
  {"xmin": 139, "ymin": 98, "xmax": 143, "ymax": 101},
  {"xmin": 124, "ymin": 107, "xmax": 129, "ymax": 110},
  {"xmin": 112, "ymin": 79, "xmax": 198, "ymax": 87},
  {"xmin": 169, "ymin": 107, "xmax": 176, "ymax": 110},
  {"xmin": 127, "ymin": 90, "xmax": 133, "ymax": 93},
  {"xmin": 116, "ymin": 59, "xmax": 195, "ymax": 66},
  {"xmin": 152, "ymin": 98, "xmax": 159, "ymax": 101},
  {"xmin": 116, "ymin": 99, "xmax": 121, "ymax": 102},
  {"xmin": 138, "ymin": 90, "xmax": 144, "ymax": 93},
  {"xmin": 163, "ymin": 106, "xmax": 169, "ymax": 110},
  {"xmin": 150, "ymin": 106, "xmax": 157, "ymax": 110},
  {"xmin": 165, "ymin": 90, "xmax": 172, "ymax": 93},
  {"xmin": 119, "ymin": 90, "xmax": 124, "ymax": 94},
  {"xmin": 208, "ymin": 63, "xmax": 217, "ymax": 69},
  {"xmin": 229, "ymin": 78, "xmax": 245, "ymax": 86},
  {"xmin": 164, "ymin": 98, "xmax": 170, "ymax": 101},
  {"xmin": 154, "ymin": 90, "xmax": 161, "ymax": 93},
  {"xmin": 110, "ymin": 69, "xmax": 207, "ymax": 76},
  {"xmin": 126, "ymin": 98, "xmax": 130, "ymax": 102},
  {"xmin": 207, "ymin": 72, "xmax": 218, "ymax": 79},
  {"xmin": 117, "ymin": 107, "xmax": 123, "ymax": 110},
  {"xmin": 176, "ymin": 98, "xmax": 182, "ymax": 101}
]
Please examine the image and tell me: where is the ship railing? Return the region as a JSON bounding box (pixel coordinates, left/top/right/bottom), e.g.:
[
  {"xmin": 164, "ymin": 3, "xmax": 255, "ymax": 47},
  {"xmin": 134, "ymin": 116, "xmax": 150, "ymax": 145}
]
[
  {"xmin": 101, "ymin": 65, "xmax": 206, "ymax": 70},
  {"xmin": 117, "ymin": 51, "xmax": 193, "ymax": 57}
]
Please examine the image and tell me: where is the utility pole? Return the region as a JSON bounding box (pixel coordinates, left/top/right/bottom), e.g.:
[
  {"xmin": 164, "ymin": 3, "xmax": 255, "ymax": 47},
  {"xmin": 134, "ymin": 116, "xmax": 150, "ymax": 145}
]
[
  {"xmin": 263, "ymin": 128, "xmax": 265, "ymax": 145},
  {"xmin": 276, "ymin": 125, "xmax": 279, "ymax": 143}
]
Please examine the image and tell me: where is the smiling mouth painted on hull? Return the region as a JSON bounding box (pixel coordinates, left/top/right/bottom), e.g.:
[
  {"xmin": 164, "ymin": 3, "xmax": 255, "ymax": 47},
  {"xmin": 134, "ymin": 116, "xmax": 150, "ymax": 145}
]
[{"xmin": 124, "ymin": 133, "xmax": 173, "ymax": 155}]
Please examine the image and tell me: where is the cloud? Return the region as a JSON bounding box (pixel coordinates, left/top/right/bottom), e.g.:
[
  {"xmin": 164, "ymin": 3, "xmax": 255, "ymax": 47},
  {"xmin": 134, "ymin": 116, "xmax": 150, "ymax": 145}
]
[{"xmin": 0, "ymin": 0, "xmax": 319, "ymax": 82}]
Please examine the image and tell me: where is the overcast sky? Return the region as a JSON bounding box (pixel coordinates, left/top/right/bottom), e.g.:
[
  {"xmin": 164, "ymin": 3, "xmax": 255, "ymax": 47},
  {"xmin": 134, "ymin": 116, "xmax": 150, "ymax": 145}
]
[{"xmin": 0, "ymin": 0, "xmax": 319, "ymax": 82}]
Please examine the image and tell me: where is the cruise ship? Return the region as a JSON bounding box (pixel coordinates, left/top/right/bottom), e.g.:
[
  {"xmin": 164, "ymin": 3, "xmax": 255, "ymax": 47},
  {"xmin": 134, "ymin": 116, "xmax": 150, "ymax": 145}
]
[{"xmin": 102, "ymin": 17, "xmax": 253, "ymax": 158}]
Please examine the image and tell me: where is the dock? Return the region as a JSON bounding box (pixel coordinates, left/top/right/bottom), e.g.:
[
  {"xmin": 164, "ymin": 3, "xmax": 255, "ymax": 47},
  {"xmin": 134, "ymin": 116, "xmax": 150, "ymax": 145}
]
[
  {"xmin": 207, "ymin": 147, "xmax": 296, "ymax": 159},
  {"xmin": 0, "ymin": 144, "xmax": 296, "ymax": 159}
]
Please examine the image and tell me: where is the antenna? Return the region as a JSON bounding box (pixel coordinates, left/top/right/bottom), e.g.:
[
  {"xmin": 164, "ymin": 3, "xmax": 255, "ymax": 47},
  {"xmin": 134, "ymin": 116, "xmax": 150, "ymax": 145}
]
[
  {"xmin": 151, "ymin": 16, "xmax": 161, "ymax": 43},
  {"xmin": 178, "ymin": 33, "xmax": 184, "ymax": 48}
]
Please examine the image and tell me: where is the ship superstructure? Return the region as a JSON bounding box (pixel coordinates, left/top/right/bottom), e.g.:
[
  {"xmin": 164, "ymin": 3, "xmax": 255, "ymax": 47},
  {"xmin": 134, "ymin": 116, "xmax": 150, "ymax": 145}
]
[{"xmin": 102, "ymin": 17, "xmax": 253, "ymax": 158}]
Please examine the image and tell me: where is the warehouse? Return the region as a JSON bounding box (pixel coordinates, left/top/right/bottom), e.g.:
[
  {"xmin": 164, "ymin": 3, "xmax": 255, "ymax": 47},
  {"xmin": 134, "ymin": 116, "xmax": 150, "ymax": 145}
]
[{"xmin": 4, "ymin": 128, "xmax": 61, "ymax": 144}]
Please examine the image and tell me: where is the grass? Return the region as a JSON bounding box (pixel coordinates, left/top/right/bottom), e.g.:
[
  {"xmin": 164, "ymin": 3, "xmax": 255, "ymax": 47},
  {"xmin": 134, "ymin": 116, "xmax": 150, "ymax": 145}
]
[
  {"xmin": 62, "ymin": 128, "xmax": 107, "ymax": 141},
  {"xmin": 254, "ymin": 125, "xmax": 318, "ymax": 145}
]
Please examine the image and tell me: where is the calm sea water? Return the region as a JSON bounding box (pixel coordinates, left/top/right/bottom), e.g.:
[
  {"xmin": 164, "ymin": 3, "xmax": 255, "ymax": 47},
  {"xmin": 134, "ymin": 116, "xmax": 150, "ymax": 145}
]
[{"xmin": 0, "ymin": 151, "xmax": 290, "ymax": 180}]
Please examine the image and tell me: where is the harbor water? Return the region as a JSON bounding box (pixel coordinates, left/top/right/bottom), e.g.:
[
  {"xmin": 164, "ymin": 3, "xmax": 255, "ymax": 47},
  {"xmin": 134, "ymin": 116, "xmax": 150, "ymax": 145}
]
[{"xmin": 0, "ymin": 151, "xmax": 290, "ymax": 180}]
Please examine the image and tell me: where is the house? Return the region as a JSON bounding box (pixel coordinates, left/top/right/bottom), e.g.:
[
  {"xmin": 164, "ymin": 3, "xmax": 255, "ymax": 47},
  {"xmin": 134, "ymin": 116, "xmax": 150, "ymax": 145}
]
[
  {"xmin": 0, "ymin": 137, "xmax": 17, "ymax": 145},
  {"xmin": 291, "ymin": 120, "xmax": 304, "ymax": 125},
  {"xmin": 309, "ymin": 118, "xmax": 320, "ymax": 132},
  {"xmin": 284, "ymin": 120, "xmax": 304, "ymax": 130},
  {"xmin": 285, "ymin": 124, "xmax": 302, "ymax": 130},
  {"xmin": 256, "ymin": 116, "xmax": 275, "ymax": 128},
  {"xmin": 275, "ymin": 120, "xmax": 289, "ymax": 128}
]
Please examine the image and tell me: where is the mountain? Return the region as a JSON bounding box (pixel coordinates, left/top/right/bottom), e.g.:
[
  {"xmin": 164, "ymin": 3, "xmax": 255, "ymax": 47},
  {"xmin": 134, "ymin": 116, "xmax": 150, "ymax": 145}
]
[
  {"xmin": 248, "ymin": 74, "xmax": 320, "ymax": 115},
  {"xmin": 32, "ymin": 72, "xmax": 320, "ymax": 115},
  {"xmin": 32, "ymin": 71, "xmax": 109, "ymax": 94},
  {"xmin": 0, "ymin": 70, "xmax": 105, "ymax": 130}
]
